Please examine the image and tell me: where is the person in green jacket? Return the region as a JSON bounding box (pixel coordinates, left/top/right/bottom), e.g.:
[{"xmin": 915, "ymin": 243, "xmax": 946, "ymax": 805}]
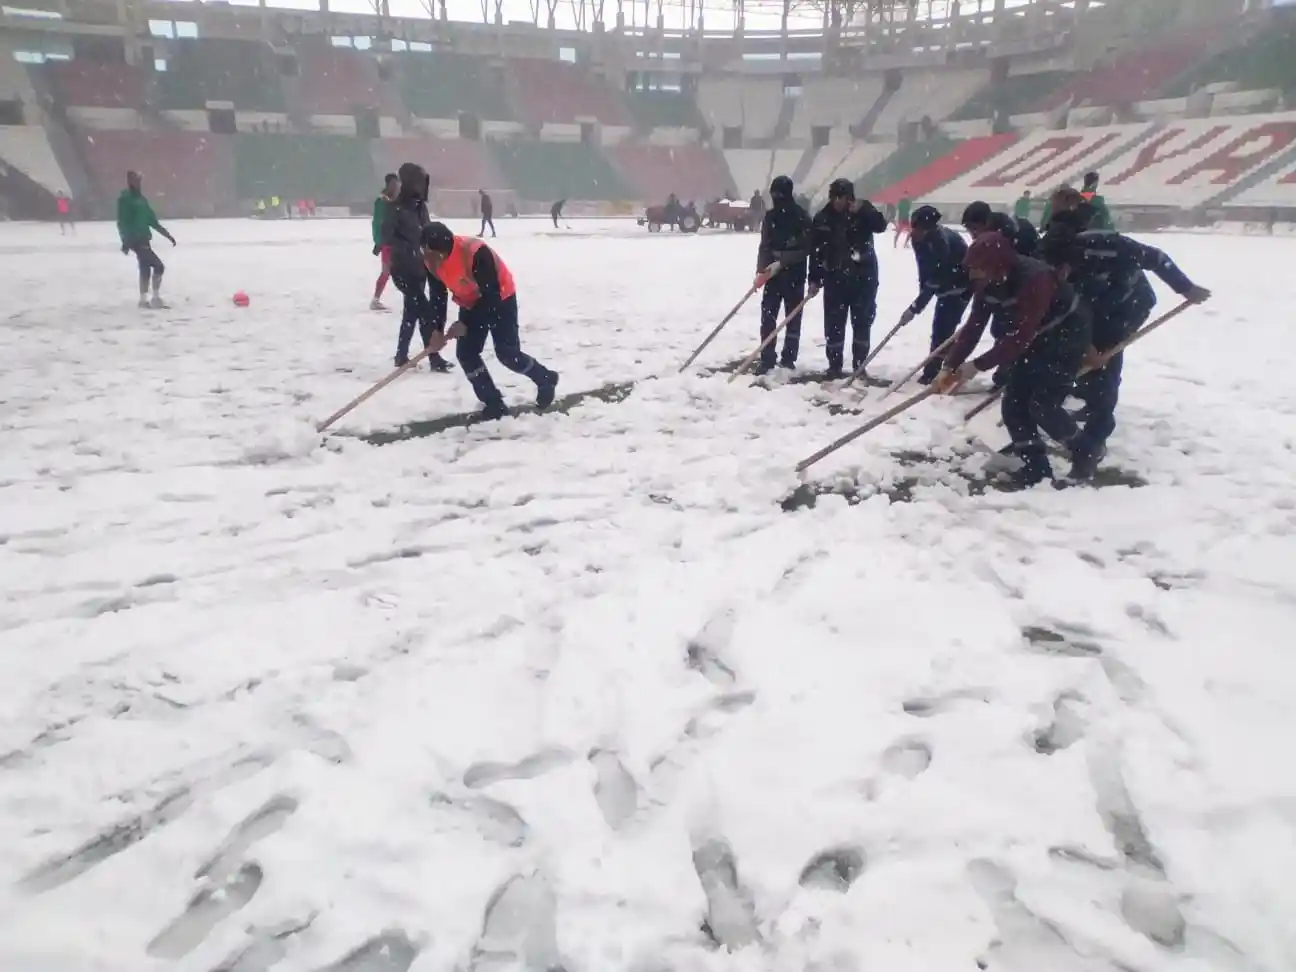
[
  {"xmin": 371, "ymin": 172, "xmax": 399, "ymax": 310},
  {"xmin": 117, "ymin": 170, "xmax": 175, "ymax": 309},
  {"xmin": 894, "ymin": 194, "xmax": 913, "ymax": 248},
  {"xmin": 1013, "ymin": 189, "xmax": 1032, "ymax": 221}
]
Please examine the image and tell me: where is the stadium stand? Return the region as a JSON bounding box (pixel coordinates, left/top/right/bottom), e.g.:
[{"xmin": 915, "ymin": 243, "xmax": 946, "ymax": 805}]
[
  {"xmin": 624, "ymin": 88, "xmax": 703, "ymax": 131},
  {"xmin": 1163, "ymin": 12, "xmax": 1296, "ymax": 98},
  {"xmin": 295, "ymin": 44, "xmax": 391, "ymax": 116},
  {"xmin": 77, "ymin": 130, "xmax": 235, "ymax": 217},
  {"xmin": 233, "ymin": 133, "xmax": 375, "ymax": 204},
  {"xmin": 509, "ymin": 58, "xmax": 629, "ymax": 127},
  {"xmin": 870, "ymin": 69, "xmax": 988, "ymax": 138},
  {"xmin": 790, "ymin": 77, "xmax": 884, "ymax": 140},
  {"xmin": 1226, "ymin": 152, "xmax": 1296, "ymax": 209},
  {"xmin": 723, "ymin": 148, "xmax": 803, "ymax": 200},
  {"xmin": 853, "ymin": 135, "xmax": 959, "ymax": 200},
  {"xmin": 488, "ymin": 139, "xmax": 632, "ymax": 202},
  {"xmin": 948, "ymin": 70, "xmax": 1069, "ymax": 122},
  {"xmin": 873, "ymin": 133, "xmax": 1019, "ymax": 206},
  {"xmin": 370, "ymin": 136, "xmax": 505, "ymax": 193},
  {"xmin": 605, "ymin": 144, "xmax": 730, "ymax": 203},
  {"xmin": 46, "ymin": 60, "xmax": 146, "ymax": 111},
  {"xmin": 1043, "ymin": 28, "xmax": 1217, "ymax": 109},
  {"xmin": 158, "ymin": 39, "xmax": 286, "ymax": 112},
  {"xmin": 699, "ymin": 77, "xmax": 782, "ymax": 142},
  {"xmin": 395, "ymin": 52, "xmax": 512, "ymax": 122},
  {"xmin": 0, "ymin": 125, "xmax": 69, "ymax": 194}
]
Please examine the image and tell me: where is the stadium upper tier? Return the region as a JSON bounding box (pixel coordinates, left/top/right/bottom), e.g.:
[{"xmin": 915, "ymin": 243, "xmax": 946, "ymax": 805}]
[{"xmin": 2, "ymin": 5, "xmax": 1296, "ymax": 220}]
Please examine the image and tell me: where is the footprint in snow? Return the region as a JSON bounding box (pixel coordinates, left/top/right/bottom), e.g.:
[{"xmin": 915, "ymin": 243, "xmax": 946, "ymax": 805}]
[
  {"xmin": 316, "ymin": 930, "xmax": 421, "ymax": 972},
  {"xmin": 692, "ymin": 838, "xmax": 761, "ymax": 951},
  {"xmin": 463, "ymin": 747, "xmax": 576, "ymax": 789},
  {"xmin": 210, "ymin": 914, "xmax": 316, "ymax": 972},
  {"xmin": 1033, "ymin": 694, "xmax": 1086, "ymax": 755},
  {"xmin": 429, "ymin": 791, "xmax": 529, "ymax": 847},
  {"xmin": 197, "ymin": 794, "xmax": 299, "ymax": 881},
  {"xmin": 147, "ymin": 862, "xmax": 263, "ymax": 959},
  {"xmin": 470, "ymin": 872, "xmax": 562, "ymax": 972},
  {"xmin": 798, "ymin": 846, "xmax": 866, "ymax": 893},
  {"xmin": 880, "ymin": 738, "xmax": 932, "ymax": 779},
  {"xmin": 589, "ymin": 747, "xmax": 638, "ymax": 830}
]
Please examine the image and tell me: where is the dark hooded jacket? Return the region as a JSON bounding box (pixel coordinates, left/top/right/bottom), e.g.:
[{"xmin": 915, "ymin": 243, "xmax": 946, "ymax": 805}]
[
  {"xmin": 809, "ymin": 198, "xmax": 888, "ymax": 285},
  {"xmin": 909, "ymin": 225, "xmax": 970, "ymax": 315},
  {"xmin": 382, "ymin": 162, "xmax": 431, "ymax": 278},
  {"xmin": 757, "ymin": 181, "xmax": 813, "ymax": 274}
]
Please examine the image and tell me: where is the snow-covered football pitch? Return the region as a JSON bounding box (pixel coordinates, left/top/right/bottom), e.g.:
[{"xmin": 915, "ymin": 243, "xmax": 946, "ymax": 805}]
[{"xmin": 1, "ymin": 217, "xmax": 1293, "ymax": 972}]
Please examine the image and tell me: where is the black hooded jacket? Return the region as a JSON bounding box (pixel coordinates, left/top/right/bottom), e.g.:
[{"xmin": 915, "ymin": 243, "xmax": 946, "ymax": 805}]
[
  {"xmin": 809, "ymin": 200, "xmax": 888, "ymax": 285},
  {"xmin": 382, "ymin": 162, "xmax": 431, "ymax": 278},
  {"xmin": 757, "ymin": 197, "xmax": 813, "ymax": 274}
]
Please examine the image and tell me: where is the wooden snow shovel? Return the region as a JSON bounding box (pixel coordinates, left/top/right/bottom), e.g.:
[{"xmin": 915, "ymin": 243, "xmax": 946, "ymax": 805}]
[
  {"xmin": 844, "ymin": 314, "xmax": 906, "ymax": 388},
  {"xmin": 728, "ymin": 292, "xmax": 817, "ymax": 383},
  {"xmin": 795, "ymin": 386, "xmax": 938, "ymax": 473},
  {"xmin": 316, "ymin": 341, "xmax": 443, "ymax": 433},
  {"xmin": 961, "ymin": 298, "xmax": 1193, "ymax": 423},
  {"xmin": 678, "ymin": 281, "xmax": 760, "ymax": 373}
]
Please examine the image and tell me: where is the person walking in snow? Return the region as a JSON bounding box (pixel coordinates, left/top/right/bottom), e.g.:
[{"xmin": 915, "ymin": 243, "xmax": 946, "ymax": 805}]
[
  {"xmin": 421, "ymin": 222, "xmax": 559, "ymax": 422},
  {"xmin": 370, "ymin": 172, "xmax": 399, "ymax": 311},
  {"xmin": 382, "ymin": 162, "xmax": 453, "ymax": 372},
  {"xmin": 117, "ymin": 170, "xmax": 175, "ymax": 309},
  {"xmin": 478, "ymin": 189, "xmax": 496, "ymax": 238}
]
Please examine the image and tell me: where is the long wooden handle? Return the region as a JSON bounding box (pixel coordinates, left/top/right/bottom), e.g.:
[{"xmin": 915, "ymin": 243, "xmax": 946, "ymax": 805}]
[
  {"xmin": 883, "ymin": 332, "xmax": 957, "ymax": 400},
  {"xmin": 844, "ymin": 316, "xmax": 905, "ymax": 387},
  {"xmin": 316, "ymin": 343, "xmax": 436, "ymax": 433},
  {"xmin": 678, "ymin": 283, "xmax": 759, "ymax": 373},
  {"xmin": 728, "ymin": 293, "xmax": 815, "ymax": 383},
  {"xmin": 796, "ymin": 386, "xmax": 936, "ymax": 473}
]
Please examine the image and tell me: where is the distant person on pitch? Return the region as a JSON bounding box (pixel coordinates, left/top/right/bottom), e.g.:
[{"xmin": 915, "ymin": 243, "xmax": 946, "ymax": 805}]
[
  {"xmin": 117, "ymin": 170, "xmax": 175, "ymax": 309},
  {"xmin": 551, "ymin": 198, "xmax": 566, "ymax": 228},
  {"xmin": 478, "ymin": 188, "xmax": 496, "ymax": 238},
  {"xmin": 56, "ymin": 191, "xmax": 74, "ymax": 234},
  {"xmin": 371, "ymin": 172, "xmax": 399, "ymax": 310},
  {"xmin": 421, "ymin": 222, "xmax": 559, "ymax": 422}
]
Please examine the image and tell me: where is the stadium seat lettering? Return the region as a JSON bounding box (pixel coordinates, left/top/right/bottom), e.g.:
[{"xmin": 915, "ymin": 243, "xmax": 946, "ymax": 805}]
[
  {"xmin": 971, "ymin": 135, "xmax": 1117, "ymax": 188},
  {"xmin": 1105, "ymin": 126, "xmax": 1229, "ymax": 185},
  {"xmin": 1279, "ymin": 165, "xmax": 1296, "ymax": 185},
  {"xmin": 1169, "ymin": 122, "xmax": 1296, "ymax": 185}
]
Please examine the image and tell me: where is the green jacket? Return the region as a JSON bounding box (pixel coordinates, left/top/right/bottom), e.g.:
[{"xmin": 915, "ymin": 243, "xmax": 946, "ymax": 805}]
[
  {"xmin": 372, "ymin": 194, "xmax": 392, "ymax": 247},
  {"xmin": 117, "ymin": 190, "xmax": 162, "ymax": 245},
  {"xmin": 1013, "ymin": 195, "xmax": 1032, "ymax": 220},
  {"xmin": 1081, "ymin": 190, "xmax": 1114, "ymax": 230},
  {"xmin": 897, "ymin": 197, "xmax": 912, "ymax": 220}
]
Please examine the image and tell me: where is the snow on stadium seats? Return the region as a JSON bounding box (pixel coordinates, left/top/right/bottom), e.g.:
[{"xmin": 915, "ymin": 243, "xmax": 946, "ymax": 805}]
[
  {"xmin": 948, "ymin": 70, "xmax": 1069, "ymax": 122},
  {"xmin": 158, "ymin": 39, "xmax": 286, "ymax": 113},
  {"xmin": 1226, "ymin": 154, "xmax": 1296, "ymax": 209},
  {"xmin": 296, "ymin": 45, "xmax": 394, "ymax": 117},
  {"xmin": 1096, "ymin": 114, "xmax": 1296, "ymax": 207},
  {"xmin": 0, "ymin": 44, "xmax": 38, "ymax": 110},
  {"xmin": 371, "ymin": 137, "xmax": 504, "ymax": 192},
  {"xmin": 699, "ymin": 77, "xmax": 781, "ymax": 141},
  {"xmin": 509, "ymin": 58, "xmax": 629, "ymax": 127},
  {"xmin": 791, "ymin": 77, "xmax": 883, "ymax": 141},
  {"xmin": 0, "ymin": 125, "xmax": 69, "ymax": 194},
  {"xmin": 605, "ymin": 144, "xmax": 730, "ymax": 203},
  {"xmin": 723, "ymin": 149, "xmax": 774, "ymax": 198},
  {"xmin": 1164, "ymin": 12, "xmax": 1296, "ymax": 99},
  {"xmin": 78, "ymin": 130, "xmax": 234, "ymax": 216},
  {"xmin": 1045, "ymin": 26, "xmax": 1217, "ymax": 109},
  {"xmin": 932, "ymin": 125, "xmax": 1153, "ymax": 205},
  {"xmin": 46, "ymin": 60, "xmax": 145, "ymax": 110},
  {"xmin": 871, "ymin": 69, "xmax": 988, "ymax": 138}
]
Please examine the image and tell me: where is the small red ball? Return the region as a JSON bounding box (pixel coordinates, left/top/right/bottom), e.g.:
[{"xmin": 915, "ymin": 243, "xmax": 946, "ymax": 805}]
[{"xmin": 233, "ymin": 291, "xmax": 250, "ymax": 307}]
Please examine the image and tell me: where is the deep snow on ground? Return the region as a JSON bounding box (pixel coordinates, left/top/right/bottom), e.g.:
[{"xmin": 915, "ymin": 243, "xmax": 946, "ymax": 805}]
[{"xmin": 1, "ymin": 217, "xmax": 1294, "ymax": 972}]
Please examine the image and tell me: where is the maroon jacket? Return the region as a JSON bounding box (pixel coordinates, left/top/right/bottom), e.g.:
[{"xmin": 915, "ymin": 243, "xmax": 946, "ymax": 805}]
[{"xmin": 946, "ymin": 235, "xmax": 1077, "ymax": 372}]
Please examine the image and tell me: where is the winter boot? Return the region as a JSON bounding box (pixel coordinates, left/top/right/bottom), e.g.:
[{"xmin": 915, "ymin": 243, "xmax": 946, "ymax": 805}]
[
  {"xmin": 476, "ymin": 399, "xmax": 509, "ymax": 422},
  {"xmin": 535, "ymin": 372, "xmax": 559, "ymax": 409},
  {"xmin": 138, "ymin": 295, "xmax": 150, "ymax": 309},
  {"xmin": 428, "ymin": 354, "xmax": 454, "ymax": 373},
  {"xmin": 394, "ymin": 350, "xmax": 410, "ymax": 367},
  {"xmin": 778, "ymin": 358, "xmax": 796, "ymax": 371},
  {"xmin": 1011, "ymin": 441, "xmax": 1053, "ymax": 487},
  {"xmin": 753, "ymin": 360, "xmax": 775, "ymax": 376},
  {"xmin": 150, "ymin": 294, "xmax": 168, "ymax": 309},
  {"xmin": 825, "ymin": 360, "xmax": 844, "ymax": 380},
  {"xmin": 1066, "ymin": 440, "xmax": 1106, "ymax": 482}
]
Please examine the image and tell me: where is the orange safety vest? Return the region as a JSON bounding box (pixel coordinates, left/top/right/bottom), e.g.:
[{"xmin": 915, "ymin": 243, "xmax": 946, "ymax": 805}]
[{"xmin": 433, "ymin": 236, "xmax": 516, "ymax": 308}]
